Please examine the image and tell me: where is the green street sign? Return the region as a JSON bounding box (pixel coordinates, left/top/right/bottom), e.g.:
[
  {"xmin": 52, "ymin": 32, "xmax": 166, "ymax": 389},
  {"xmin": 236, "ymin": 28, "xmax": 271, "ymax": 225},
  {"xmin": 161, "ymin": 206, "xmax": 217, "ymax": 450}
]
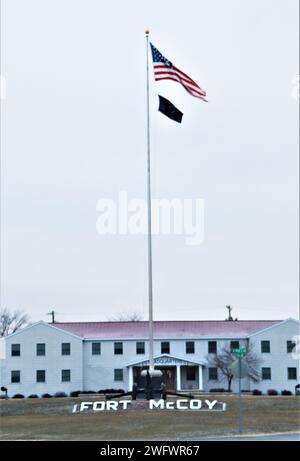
[{"xmin": 231, "ymin": 347, "xmax": 247, "ymax": 358}]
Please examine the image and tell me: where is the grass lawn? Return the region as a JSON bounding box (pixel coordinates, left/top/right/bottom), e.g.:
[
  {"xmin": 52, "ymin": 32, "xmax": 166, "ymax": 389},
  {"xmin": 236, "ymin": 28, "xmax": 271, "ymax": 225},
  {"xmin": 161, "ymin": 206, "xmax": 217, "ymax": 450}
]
[{"xmin": 1, "ymin": 395, "xmax": 299, "ymax": 440}]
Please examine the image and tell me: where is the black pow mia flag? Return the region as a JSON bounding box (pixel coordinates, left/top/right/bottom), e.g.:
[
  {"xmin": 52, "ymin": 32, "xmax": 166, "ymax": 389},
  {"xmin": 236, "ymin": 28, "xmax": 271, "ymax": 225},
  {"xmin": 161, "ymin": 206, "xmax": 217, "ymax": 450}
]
[{"xmin": 158, "ymin": 95, "xmax": 183, "ymax": 123}]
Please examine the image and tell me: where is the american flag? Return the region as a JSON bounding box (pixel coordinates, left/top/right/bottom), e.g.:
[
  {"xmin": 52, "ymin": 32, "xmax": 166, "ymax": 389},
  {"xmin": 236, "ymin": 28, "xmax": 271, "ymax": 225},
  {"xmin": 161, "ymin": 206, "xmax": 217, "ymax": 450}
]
[{"xmin": 150, "ymin": 43, "xmax": 207, "ymax": 101}]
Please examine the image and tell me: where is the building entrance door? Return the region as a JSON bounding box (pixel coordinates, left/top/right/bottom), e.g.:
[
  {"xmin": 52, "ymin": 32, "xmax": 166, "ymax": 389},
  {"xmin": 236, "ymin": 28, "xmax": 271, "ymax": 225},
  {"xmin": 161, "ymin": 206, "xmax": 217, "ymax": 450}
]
[{"xmin": 132, "ymin": 366, "xmax": 176, "ymax": 391}]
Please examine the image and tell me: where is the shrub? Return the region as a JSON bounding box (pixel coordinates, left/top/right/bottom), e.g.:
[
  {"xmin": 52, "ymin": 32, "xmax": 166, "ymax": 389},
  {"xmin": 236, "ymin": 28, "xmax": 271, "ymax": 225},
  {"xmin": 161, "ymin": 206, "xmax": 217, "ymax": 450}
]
[
  {"xmin": 12, "ymin": 394, "xmax": 24, "ymax": 399},
  {"xmin": 70, "ymin": 390, "xmax": 81, "ymax": 397},
  {"xmin": 252, "ymin": 389, "xmax": 262, "ymax": 395},
  {"xmin": 209, "ymin": 388, "xmax": 226, "ymax": 392},
  {"xmin": 98, "ymin": 388, "xmax": 125, "ymax": 394},
  {"xmin": 267, "ymin": 389, "xmax": 278, "ymax": 396},
  {"xmin": 42, "ymin": 393, "xmax": 52, "ymax": 398},
  {"xmin": 28, "ymin": 394, "xmax": 39, "ymax": 398},
  {"xmin": 80, "ymin": 390, "xmax": 96, "ymax": 394},
  {"xmin": 54, "ymin": 392, "xmax": 67, "ymax": 398},
  {"xmin": 281, "ymin": 390, "xmax": 292, "ymax": 396}
]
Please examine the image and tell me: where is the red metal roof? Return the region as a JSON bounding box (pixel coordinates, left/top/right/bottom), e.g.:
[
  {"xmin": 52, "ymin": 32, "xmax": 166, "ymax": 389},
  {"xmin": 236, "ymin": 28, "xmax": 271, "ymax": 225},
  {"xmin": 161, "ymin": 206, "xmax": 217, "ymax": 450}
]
[{"xmin": 52, "ymin": 320, "xmax": 282, "ymax": 339}]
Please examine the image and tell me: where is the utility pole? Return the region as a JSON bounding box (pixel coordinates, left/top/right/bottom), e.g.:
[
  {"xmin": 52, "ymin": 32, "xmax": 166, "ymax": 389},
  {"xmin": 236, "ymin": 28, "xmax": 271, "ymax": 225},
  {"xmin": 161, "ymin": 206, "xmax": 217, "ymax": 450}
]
[
  {"xmin": 226, "ymin": 305, "xmax": 233, "ymax": 321},
  {"xmin": 47, "ymin": 310, "xmax": 56, "ymax": 324}
]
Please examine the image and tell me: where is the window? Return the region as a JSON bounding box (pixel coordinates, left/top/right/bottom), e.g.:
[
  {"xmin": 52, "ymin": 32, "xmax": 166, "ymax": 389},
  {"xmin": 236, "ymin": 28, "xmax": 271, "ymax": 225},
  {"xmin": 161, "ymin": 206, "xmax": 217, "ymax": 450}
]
[
  {"xmin": 287, "ymin": 341, "xmax": 296, "ymax": 353},
  {"xmin": 92, "ymin": 342, "xmax": 101, "ymax": 355},
  {"xmin": 11, "ymin": 344, "xmax": 20, "ymax": 357},
  {"xmin": 288, "ymin": 368, "xmax": 297, "ymax": 380},
  {"xmin": 114, "ymin": 342, "xmax": 123, "ymax": 355},
  {"xmin": 186, "ymin": 342, "xmax": 195, "ymax": 354},
  {"xmin": 61, "ymin": 369, "xmax": 71, "ymax": 382},
  {"xmin": 261, "ymin": 341, "xmax": 270, "ymax": 353},
  {"xmin": 161, "ymin": 342, "xmax": 170, "ymax": 354},
  {"xmin": 136, "ymin": 342, "xmax": 145, "ymax": 355},
  {"xmin": 186, "ymin": 367, "xmax": 196, "ymax": 381},
  {"xmin": 36, "ymin": 370, "xmax": 46, "ymax": 383},
  {"xmin": 114, "ymin": 369, "xmax": 123, "ymax": 381},
  {"xmin": 262, "ymin": 367, "xmax": 271, "ymax": 380},
  {"xmin": 11, "ymin": 370, "xmax": 20, "ymax": 383},
  {"xmin": 230, "ymin": 341, "xmax": 239, "ymax": 350},
  {"xmin": 36, "ymin": 343, "xmax": 46, "ymax": 356},
  {"xmin": 209, "ymin": 368, "xmax": 218, "ymax": 380},
  {"xmin": 61, "ymin": 343, "xmax": 71, "ymax": 356},
  {"xmin": 208, "ymin": 341, "xmax": 217, "ymax": 354}
]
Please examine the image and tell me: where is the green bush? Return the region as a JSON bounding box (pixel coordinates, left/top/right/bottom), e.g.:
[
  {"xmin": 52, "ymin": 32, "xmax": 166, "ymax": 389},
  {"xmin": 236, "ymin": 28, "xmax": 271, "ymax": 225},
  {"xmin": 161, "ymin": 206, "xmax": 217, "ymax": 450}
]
[
  {"xmin": 281, "ymin": 390, "xmax": 292, "ymax": 396},
  {"xmin": 267, "ymin": 389, "xmax": 278, "ymax": 395},
  {"xmin": 54, "ymin": 392, "xmax": 67, "ymax": 398},
  {"xmin": 70, "ymin": 390, "xmax": 81, "ymax": 397},
  {"xmin": 98, "ymin": 389, "xmax": 125, "ymax": 394}
]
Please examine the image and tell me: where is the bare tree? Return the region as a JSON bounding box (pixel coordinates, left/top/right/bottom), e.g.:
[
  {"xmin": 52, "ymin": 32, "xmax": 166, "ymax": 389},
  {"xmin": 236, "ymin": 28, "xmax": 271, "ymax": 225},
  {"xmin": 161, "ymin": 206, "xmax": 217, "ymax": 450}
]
[
  {"xmin": 0, "ymin": 308, "xmax": 30, "ymax": 337},
  {"xmin": 207, "ymin": 343, "xmax": 262, "ymax": 391},
  {"xmin": 243, "ymin": 345, "xmax": 262, "ymax": 383},
  {"xmin": 108, "ymin": 312, "xmax": 144, "ymax": 322}
]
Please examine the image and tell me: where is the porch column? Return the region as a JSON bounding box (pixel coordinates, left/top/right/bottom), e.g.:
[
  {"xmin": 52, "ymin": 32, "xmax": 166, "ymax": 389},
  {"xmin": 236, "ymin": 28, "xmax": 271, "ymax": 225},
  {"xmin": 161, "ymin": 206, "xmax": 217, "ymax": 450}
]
[
  {"xmin": 198, "ymin": 365, "xmax": 203, "ymax": 391},
  {"xmin": 176, "ymin": 365, "xmax": 181, "ymax": 391},
  {"xmin": 128, "ymin": 366, "xmax": 133, "ymax": 391}
]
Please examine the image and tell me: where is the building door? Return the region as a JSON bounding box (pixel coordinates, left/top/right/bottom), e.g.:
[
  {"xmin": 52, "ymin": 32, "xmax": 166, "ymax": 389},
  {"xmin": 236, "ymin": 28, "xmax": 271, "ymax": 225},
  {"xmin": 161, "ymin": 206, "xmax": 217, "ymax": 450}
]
[
  {"xmin": 159, "ymin": 367, "xmax": 176, "ymax": 391},
  {"xmin": 133, "ymin": 366, "xmax": 176, "ymax": 391}
]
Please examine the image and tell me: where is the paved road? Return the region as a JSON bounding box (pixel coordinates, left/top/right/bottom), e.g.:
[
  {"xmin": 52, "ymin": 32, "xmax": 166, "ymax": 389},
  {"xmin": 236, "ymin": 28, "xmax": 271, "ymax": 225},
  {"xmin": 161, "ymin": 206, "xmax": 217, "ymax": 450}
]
[{"xmin": 199, "ymin": 433, "xmax": 300, "ymax": 441}]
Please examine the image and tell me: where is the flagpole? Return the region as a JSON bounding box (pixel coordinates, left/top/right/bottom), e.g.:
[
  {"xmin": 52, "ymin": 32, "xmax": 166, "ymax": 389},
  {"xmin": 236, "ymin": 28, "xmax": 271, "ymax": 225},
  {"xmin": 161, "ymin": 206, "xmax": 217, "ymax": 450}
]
[{"xmin": 145, "ymin": 29, "xmax": 154, "ymax": 374}]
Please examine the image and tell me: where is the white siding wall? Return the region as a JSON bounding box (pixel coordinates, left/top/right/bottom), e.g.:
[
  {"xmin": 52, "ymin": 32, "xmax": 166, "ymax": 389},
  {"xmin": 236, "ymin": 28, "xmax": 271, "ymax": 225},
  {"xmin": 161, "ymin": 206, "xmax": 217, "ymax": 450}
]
[
  {"xmin": 248, "ymin": 319, "xmax": 299, "ymax": 393},
  {"xmin": 83, "ymin": 340, "xmax": 132, "ymax": 391},
  {"xmin": 0, "ymin": 337, "xmax": 5, "ymax": 359}
]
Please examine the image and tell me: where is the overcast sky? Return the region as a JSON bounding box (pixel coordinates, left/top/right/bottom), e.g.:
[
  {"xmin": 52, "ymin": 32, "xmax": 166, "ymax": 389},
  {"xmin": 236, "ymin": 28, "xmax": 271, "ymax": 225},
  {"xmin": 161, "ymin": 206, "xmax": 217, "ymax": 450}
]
[{"xmin": 0, "ymin": 0, "xmax": 299, "ymax": 323}]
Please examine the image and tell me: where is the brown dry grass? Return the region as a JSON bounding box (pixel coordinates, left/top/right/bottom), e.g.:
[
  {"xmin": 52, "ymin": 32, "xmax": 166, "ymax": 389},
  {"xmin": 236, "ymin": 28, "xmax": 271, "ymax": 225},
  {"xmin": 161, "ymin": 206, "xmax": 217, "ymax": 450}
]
[{"xmin": 0, "ymin": 395, "xmax": 299, "ymax": 440}]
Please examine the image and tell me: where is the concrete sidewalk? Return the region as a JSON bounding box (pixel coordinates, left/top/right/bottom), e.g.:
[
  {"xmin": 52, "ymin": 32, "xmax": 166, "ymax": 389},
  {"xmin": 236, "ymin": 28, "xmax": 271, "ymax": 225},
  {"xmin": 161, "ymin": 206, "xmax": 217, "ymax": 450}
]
[{"xmin": 197, "ymin": 432, "xmax": 300, "ymax": 441}]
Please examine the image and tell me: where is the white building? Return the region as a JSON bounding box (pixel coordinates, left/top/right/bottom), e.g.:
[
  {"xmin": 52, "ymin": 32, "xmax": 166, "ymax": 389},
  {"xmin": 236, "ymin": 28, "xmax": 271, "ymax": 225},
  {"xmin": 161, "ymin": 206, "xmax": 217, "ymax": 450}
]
[{"xmin": 0, "ymin": 318, "xmax": 298, "ymax": 397}]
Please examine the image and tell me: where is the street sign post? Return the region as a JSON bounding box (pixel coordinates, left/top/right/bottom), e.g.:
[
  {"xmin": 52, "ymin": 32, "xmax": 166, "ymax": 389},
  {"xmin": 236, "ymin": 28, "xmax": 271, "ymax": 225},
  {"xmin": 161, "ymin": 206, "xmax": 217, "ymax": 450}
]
[
  {"xmin": 232, "ymin": 347, "xmax": 247, "ymax": 358},
  {"xmin": 229, "ymin": 359, "xmax": 248, "ymax": 378},
  {"xmin": 231, "ymin": 347, "xmax": 247, "ymax": 434}
]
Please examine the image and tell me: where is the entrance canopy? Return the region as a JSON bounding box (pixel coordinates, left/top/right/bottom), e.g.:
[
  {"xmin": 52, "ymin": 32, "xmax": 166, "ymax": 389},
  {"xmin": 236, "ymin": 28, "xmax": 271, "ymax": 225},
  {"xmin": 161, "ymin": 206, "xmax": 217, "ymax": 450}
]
[{"xmin": 126, "ymin": 353, "xmax": 207, "ymax": 368}]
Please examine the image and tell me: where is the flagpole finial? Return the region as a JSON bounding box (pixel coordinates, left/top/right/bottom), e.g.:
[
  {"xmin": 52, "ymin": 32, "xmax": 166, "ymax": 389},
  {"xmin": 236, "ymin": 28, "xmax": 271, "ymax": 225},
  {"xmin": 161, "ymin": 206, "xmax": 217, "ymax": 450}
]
[{"xmin": 145, "ymin": 29, "xmax": 150, "ymax": 35}]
